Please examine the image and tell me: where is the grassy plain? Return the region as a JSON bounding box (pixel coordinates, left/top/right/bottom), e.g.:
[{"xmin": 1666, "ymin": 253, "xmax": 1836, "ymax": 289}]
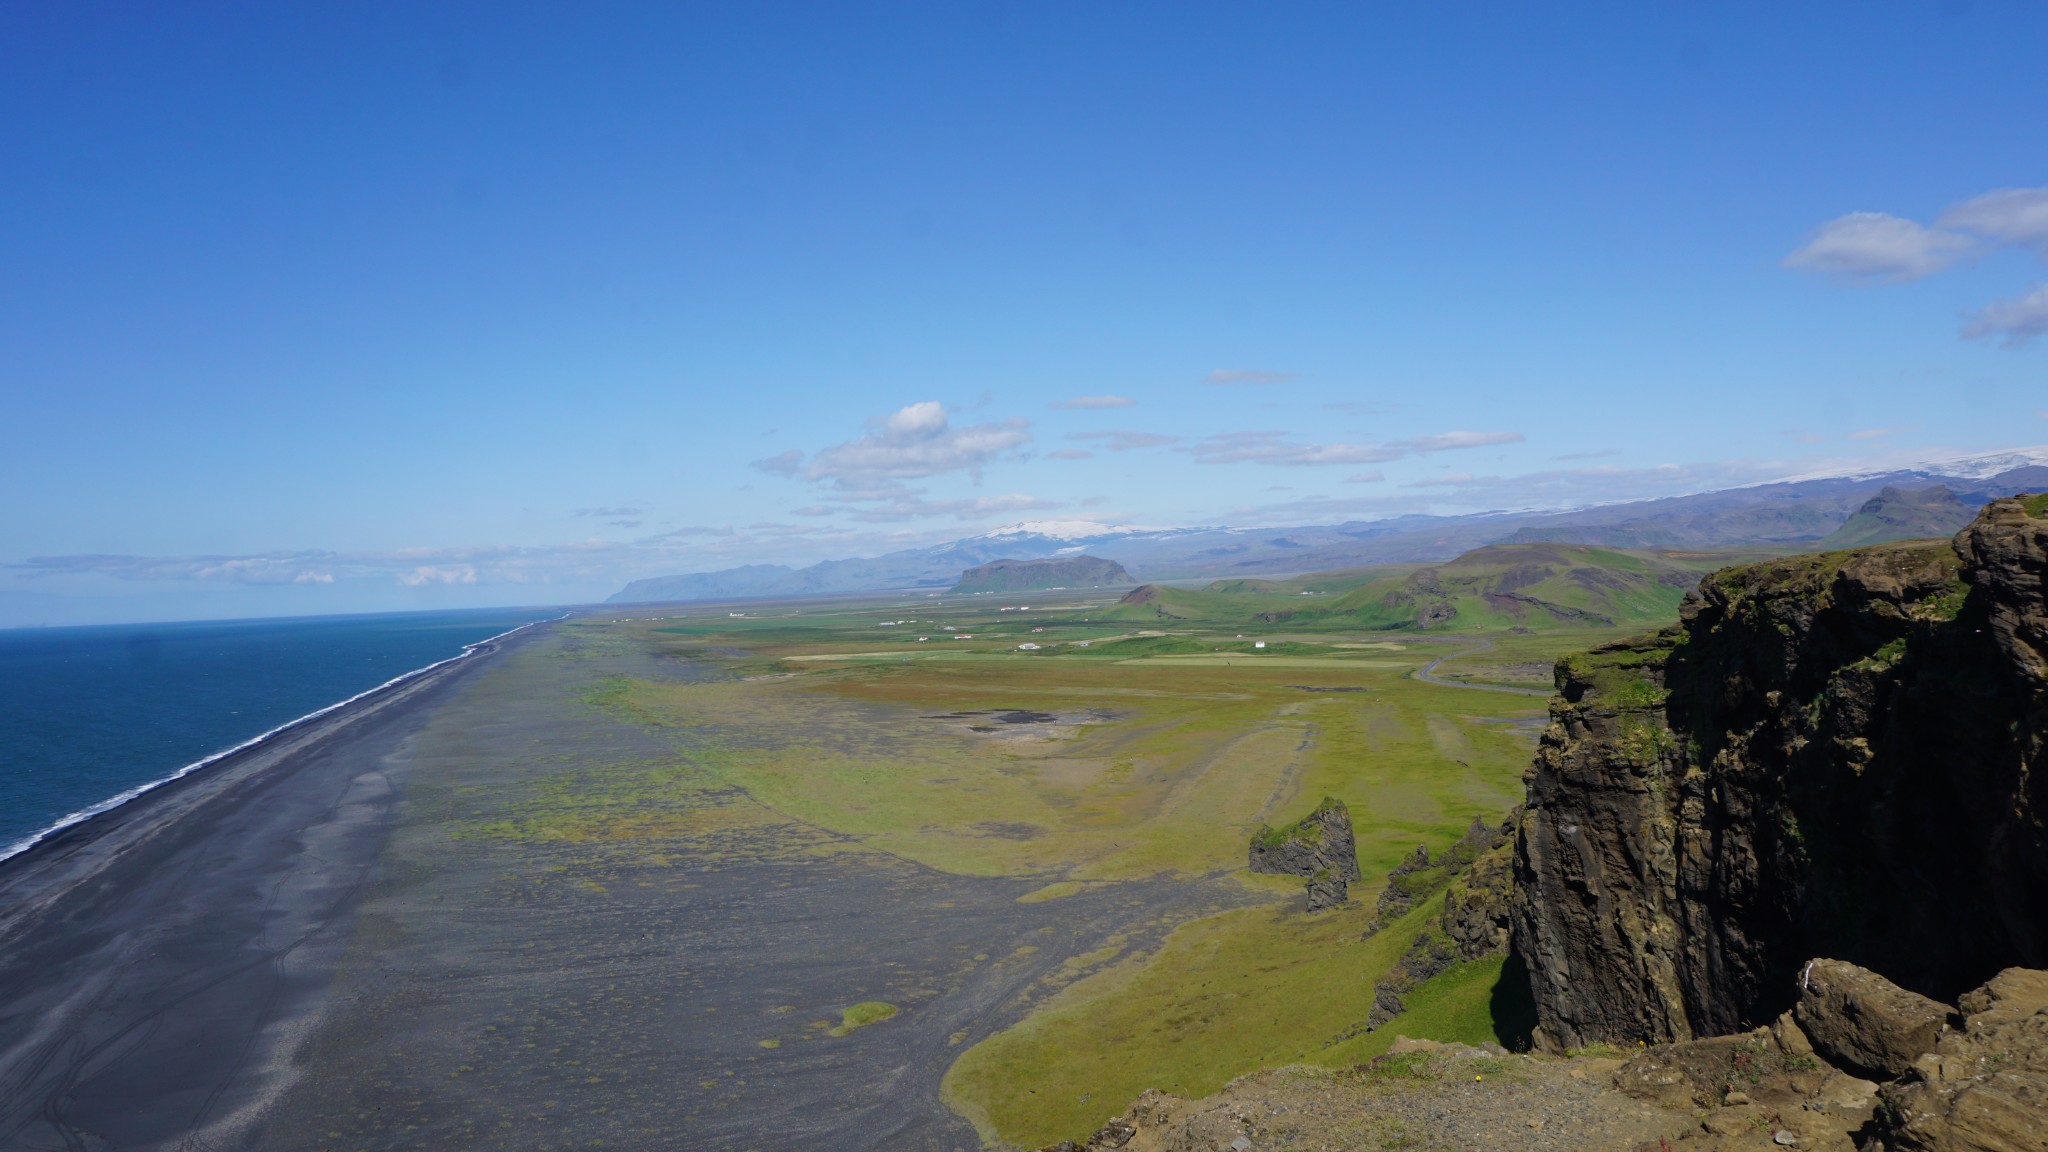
[{"xmin": 565, "ymin": 579, "xmax": 1676, "ymax": 1147}]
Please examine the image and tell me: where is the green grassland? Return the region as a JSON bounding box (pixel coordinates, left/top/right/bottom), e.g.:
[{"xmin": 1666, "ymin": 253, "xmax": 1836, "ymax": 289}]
[
  {"xmin": 560, "ymin": 552, "xmax": 1706, "ymax": 1147},
  {"xmin": 1150, "ymin": 542, "xmax": 1746, "ymax": 636}
]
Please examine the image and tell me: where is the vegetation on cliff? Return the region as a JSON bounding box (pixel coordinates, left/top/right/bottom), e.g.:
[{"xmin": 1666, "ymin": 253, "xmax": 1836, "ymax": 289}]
[{"xmin": 1512, "ymin": 496, "xmax": 2048, "ymax": 1050}]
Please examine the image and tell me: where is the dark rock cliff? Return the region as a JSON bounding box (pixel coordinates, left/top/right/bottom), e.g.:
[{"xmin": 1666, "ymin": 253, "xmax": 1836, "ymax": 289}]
[{"xmin": 1510, "ymin": 496, "xmax": 2048, "ymax": 1050}]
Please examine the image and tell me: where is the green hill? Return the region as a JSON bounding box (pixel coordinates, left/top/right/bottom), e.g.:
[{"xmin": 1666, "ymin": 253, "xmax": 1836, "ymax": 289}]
[
  {"xmin": 1101, "ymin": 544, "xmax": 1726, "ymax": 633},
  {"xmin": 1100, "ymin": 583, "xmax": 1298, "ymax": 623},
  {"xmin": 1303, "ymin": 543, "xmax": 1729, "ymax": 631},
  {"xmin": 1815, "ymin": 485, "xmax": 1976, "ymax": 549},
  {"xmin": 1169, "ymin": 544, "xmax": 1728, "ymax": 633}
]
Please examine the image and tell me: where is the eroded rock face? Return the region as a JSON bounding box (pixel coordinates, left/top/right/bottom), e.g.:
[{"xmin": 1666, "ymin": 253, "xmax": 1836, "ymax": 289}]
[
  {"xmin": 1511, "ymin": 497, "xmax": 2048, "ymax": 1049},
  {"xmin": 1365, "ymin": 815, "xmax": 1518, "ymax": 1030}
]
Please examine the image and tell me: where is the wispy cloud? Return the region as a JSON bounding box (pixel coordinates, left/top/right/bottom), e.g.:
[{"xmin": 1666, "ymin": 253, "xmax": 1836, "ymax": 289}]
[
  {"xmin": 839, "ymin": 492, "xmax": 1059, "ymax": 523},
  {"xmin": 1069, "ymin": 430, "xmax": 1182, "ymax": 451},
  {"xmin": 1937, "ymin": 187, "xmax": 2048, "ymax": 257},
  {"xmin": 1782, "ymin": 212, "xmax": 1973, "ymax": 283},
  {"xmin": 1343, "ymin": 471, "xmax": 1385, "ymax": 484},
  {"xmin": 752, "ymin": 449, "xmax": 804, "ymax": 477},
  {"xmin": 1963, "ymin": 283, "xmax": 2048, "ymax": 347},
  {"xmin": 1552, "ymin": 449, "xmax": 1620, "ymax": 461},
  {"xmin": 1050, "ymin": 394, "xmax": 1135, "ymax": 409},
  {"xmin": 1207, "ymin": 369, "xmax": 1297, "ymax": 386},
  {"xmin": 575, "ymin": 505, "xmax": 644, "ymax": 517},
  {"xmin": 1046, "ymin": 448, "xmax": 1094, "ymax": 460},
  {"xmin": 399, "ymin": 565, "xmax": 477, "ymax": 587},
  {"xmin": 754, "ymin": 401, "xmax": 1032, "ymax": 492},
  {"xmin": 1848, "ymin": 425, "xmax": 1917, "ymax": 441},
  {"xmin": 1186, "ymin": 429, "xmax": 1523, "ymax": 467}
]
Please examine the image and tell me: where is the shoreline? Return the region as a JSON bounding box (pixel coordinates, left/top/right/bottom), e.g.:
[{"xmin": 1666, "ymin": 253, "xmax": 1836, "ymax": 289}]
[
  {"xmin": 0, "ymin": 618, "xmax": 552, "ymax": 938},
  {"xmin": 0, "ymin": 618, "xmax": 551, "ymax": 1149},
  {"xmin": 0, "ymin": 616, "xmax": 557, "ymax": 869}
]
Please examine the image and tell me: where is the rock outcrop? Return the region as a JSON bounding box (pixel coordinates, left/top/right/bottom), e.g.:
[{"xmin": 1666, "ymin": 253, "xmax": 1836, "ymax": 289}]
[
  {"xmin": 1512, "ymin": 496, "xmax": 2048, "ymax": 1050},
  {"xmin": 1364, "ymin": 815, "xmax": 1518, "ymax": 1029},
  {"xmin": 1873, "ymin": 966, "xmax": 2048, "ymax": 1152},
  {"xmin": 1249, "ymin": 798, "xmax": 1361, "ymax": 911}
]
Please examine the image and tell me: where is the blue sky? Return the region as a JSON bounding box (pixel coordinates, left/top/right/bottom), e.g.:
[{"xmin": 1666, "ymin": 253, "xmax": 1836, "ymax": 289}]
[{"xmin": 4, "ymin": 2, "xmax": 2045, "ymax": 624}]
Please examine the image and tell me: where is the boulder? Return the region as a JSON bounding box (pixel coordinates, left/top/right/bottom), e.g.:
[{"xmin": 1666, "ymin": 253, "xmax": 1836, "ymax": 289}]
[
  {"xmin": 1792, "ymin": 959, "xmax": 1951, "ymax": 1079},
  {"xmin": 1034, "ymin": 1089, "xmax": 1259, "ymax": 1152},
  {"xmin": 1871, "ymin": 967, "xmax": 2048, "ymax": 1152}
]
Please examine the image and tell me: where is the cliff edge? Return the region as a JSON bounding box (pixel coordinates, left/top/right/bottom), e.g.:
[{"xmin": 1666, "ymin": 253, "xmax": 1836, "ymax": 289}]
[{"xmin": 1511, "ymin": 495, "xmax": 2048, "ymax": 1050}]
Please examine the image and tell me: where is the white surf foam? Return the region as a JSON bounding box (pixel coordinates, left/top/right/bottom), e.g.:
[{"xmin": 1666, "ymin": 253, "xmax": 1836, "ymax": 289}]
[{"xmin": 0, "ymin": 617, "xmax": 557, "ymax": 866}]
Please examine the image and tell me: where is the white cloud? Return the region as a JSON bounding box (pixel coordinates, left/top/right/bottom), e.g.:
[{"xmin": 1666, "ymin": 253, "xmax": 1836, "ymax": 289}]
[
  {"xmin": 1553, "ymin": 449, "xmax": 1620, "ymax": 461},
  {"xmin": 398, "ymin": 565, "xmax": 478, "ymax": 587},
  {"xmin": 1937, "ymin": 186, "xmax": 2048, "ymax": 257},
  {"xmin": 841, "ymin": 492, "xmax": 1059, "ymax": 523},
  {"xmin": 1782, "ymin": 211, "xmax": 1973, "ymax": 283},
  {"xmin": 1068, "ymin": 430, "xmax": 1181, "ymax": 451},
  {"xmin": 756, "ymin": 401, "xmax": 1032, "ymax": 494},
  {"xmin": 752, "ymin": 449, "xmax": 804, "ymax": 476},
  {"xmin": 1187, "ymin": 429, "xmax": 1523, "ymax": 467},
  {"xmin": 1388, "ymin": 430, "xmax": 1525, "ymax": 452},
  {"xmin": 1207, "ymin": 369, "xmax": 1297, "ymax": 386},
  {"xmin": 1847, "ymin": 425, "xmax": 1916, "ymax": 441},
  {"xmin": 1050, "ymin": 394, "xmax": 1135, "ymax": 409},
  {"xmin": 1962, "ymin": 283, "xmax": 2048, "ymax": 347},
  {"xmin": 1046, "ymin": 448, "xmax": 1094, "ymax": 460},
  {"xmin": 1342, "ymin": 471, "xmax": 1385, "ymax": 484}
]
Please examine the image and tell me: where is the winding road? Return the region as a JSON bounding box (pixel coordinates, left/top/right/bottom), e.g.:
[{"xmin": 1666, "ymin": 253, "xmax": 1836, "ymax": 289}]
[{"xmin": 1409, "ymin": 638, "xmax": 1553, "ymax": 697}]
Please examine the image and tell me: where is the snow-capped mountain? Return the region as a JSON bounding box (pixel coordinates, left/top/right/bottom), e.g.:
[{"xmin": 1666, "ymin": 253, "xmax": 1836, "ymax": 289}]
[{"xmin": 608, "ymin": 452, "xmax": 2048, "ymax": 604}]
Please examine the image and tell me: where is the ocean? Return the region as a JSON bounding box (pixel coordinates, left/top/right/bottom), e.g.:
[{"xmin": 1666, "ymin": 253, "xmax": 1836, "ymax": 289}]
[{"xmin": 0, "ymin": 607, "xmax": 559, "ymax": 861}]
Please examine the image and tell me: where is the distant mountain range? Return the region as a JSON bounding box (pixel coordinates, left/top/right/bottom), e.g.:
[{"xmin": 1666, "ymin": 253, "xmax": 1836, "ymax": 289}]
[{"xmin": 607, "ymin": 449, "xmax": 2048, "ymax": 604}]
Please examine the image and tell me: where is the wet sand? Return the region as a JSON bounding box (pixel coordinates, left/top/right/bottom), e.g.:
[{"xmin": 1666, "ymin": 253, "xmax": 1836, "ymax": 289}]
[{"xmin": 0, "ymin": 626, "xmax": 1244, "ymax": 1151}]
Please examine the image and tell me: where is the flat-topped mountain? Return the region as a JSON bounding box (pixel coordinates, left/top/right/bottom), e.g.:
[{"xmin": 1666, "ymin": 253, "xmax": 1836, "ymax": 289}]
[{"xmin": 950, "ymin": 554, "xmax": 1132, "ymax": 594}]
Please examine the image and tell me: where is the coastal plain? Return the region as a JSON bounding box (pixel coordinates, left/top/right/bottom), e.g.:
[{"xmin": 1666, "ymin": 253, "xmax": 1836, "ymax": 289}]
[
  {"xmin": 0, "ymin": 580, "xmax": 1661, "ymax": 1151},
  {"xmin": 273, "ymin": 590, "xmax": 1592, "ymax": 1150}
]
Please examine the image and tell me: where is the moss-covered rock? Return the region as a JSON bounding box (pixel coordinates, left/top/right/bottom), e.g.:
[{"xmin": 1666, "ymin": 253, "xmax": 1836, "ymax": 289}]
[
  {"xmin": 1249, "ymin": 797, "xmax": 1361, "ymax": 910},
  {"xmin": 1512, "ymin": 497, "xmax": 2048, "ymax": 1051}
]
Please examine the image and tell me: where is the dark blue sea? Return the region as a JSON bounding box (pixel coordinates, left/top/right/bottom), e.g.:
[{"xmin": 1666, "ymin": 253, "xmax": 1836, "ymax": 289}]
[{"xmin": 0, "ymin": 607, "xmax": 558, "ymax": 860}]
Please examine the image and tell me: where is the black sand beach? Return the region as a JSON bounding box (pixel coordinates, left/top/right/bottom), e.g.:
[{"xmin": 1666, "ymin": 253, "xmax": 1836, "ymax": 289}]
[
  {"xmin": 0, "ymin": 628, "xmax": 530, "ymax": 1151},
  {"xmin": 0, "ymin": 625, "xmax": 1237, "ymax": 1151}
]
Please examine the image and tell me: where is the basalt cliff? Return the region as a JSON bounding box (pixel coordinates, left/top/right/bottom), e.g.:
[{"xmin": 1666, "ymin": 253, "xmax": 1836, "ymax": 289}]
[{"xmin": 1511, "ymin": 495, "xmax": 2048, "ymax": 1050}]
